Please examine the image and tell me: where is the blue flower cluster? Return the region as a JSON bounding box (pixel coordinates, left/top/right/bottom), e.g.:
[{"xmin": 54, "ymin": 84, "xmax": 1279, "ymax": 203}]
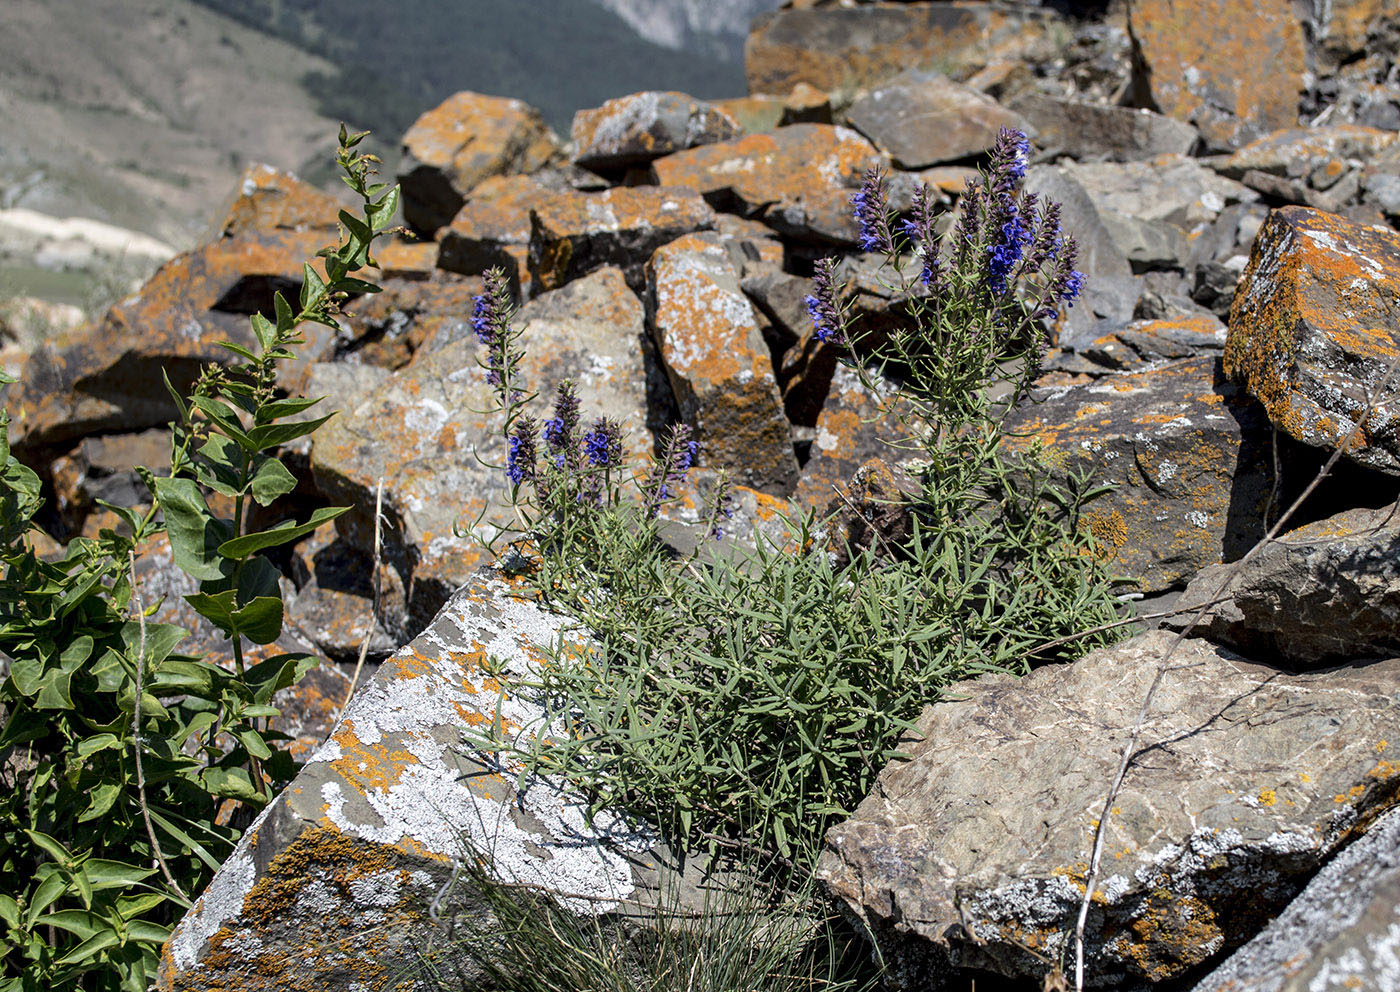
[
  {"xmin": 851, "ymin": 166, "xmax": 895, "ymax": 256},
  {"xmin": 506, "ymin": 415, "xmax": 538, "ymax": 486}
]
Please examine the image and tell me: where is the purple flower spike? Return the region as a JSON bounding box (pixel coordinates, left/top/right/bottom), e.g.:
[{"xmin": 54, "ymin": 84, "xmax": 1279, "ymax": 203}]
[
  {"xmin": 583, "ymin": 417, "xmax": 624, "ymax": 468},
  {"xmin": 988, "ymin": 128, "xmax": 1030, "ymax": 200},
  {"xmin": 506, "ymin": 415, "xmax": 538, "ymax": 486},
  {"xmin": 644, "ymin": 422, "xmax": 697, "ymax": 519},
  {"xmin": 805, "ymin": 256, "xmax": 845, "ymax": 345},
  {"xmin": 851, "ymin": 165, "xmax": 895, "ymax": 255},
  {"xmin": 903, "ymin": 183, "xmax": 943, "ymax": 288}
]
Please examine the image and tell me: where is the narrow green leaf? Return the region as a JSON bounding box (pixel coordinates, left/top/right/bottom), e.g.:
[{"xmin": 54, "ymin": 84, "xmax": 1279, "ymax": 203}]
[
  {"xmin": 82, "ymin": 860, "xmax": 156, "ymax": 891},
  {"xmin": 243, "ymin": 413, "xmax": 335, "ymax": 453},
  {"xmin": 54, "ymin": 928, "xmax": 120, "ymax": 966},
  {"xmin": 250, "ymin": 312, "xmax": 275, "ymax": 352},
  {"xmin": 254, "ymin": 395, "xmax": 322, "ymax": 424}
]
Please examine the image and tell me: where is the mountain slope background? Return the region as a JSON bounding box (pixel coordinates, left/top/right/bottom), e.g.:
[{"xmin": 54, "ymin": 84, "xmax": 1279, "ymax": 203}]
[{"xmin": 188, "ymin": 0, "xmax": 776, "ymax": 145}]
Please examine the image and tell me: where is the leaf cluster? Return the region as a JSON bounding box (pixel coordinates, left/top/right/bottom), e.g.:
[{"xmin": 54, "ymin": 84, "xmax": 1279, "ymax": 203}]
[{"xmin": 0, "ymin": 126, "xmax": 397, "ymax": 991}]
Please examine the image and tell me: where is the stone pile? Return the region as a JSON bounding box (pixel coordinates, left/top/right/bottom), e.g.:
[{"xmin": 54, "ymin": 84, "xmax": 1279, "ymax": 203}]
[{"xmin": 5, "ymin": 0, "xmax": 1400, "ymax": 987}]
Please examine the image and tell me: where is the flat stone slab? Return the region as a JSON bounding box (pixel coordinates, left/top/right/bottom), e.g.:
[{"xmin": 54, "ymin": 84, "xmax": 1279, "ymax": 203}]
[
  {"xmin": 844, "ymin": 73, "xmax": 1029, "ymax": 170},
  {"xmin": 1189, "ymin": 805, "xmax": 1400, "ymax": 992},
  {"xmin": 158, "ymin": 569, "xmax": 699, "ymax": 992},
  {"xmin": 1226, "ymin": 205, "xmax": 1400, "ymax": 475},
  {"xmin": 651, "ymin": 124, "xmax": 879, "ymax": 247},
  {"xmin": 820, "ymin": 629, "xmax": 1400, "ymax": 988}
]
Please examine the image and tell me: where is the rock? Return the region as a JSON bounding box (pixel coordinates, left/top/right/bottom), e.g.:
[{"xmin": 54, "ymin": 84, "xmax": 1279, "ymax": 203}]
[
  {"xmin": 818, "ymin": 457, "xmax": 918, "ymax": 569},
  {"xmin": 1128, "ymin": 0, "xmax": 1306, "ymax": 150},
  {"xmin": 398, "ymin": 91, "xmax": 560, "ymax": 235},
  {"xmin": 1064, "ymin": 155, "xmax": 1255, "ymax": 230},
  {"xmin": 336, "ymin": 274, "xmax": 486, "ymax": 370},
  {"xmin": 215, "ymin": 163, "xmax": 342, "ymax": 239},
  {"xmin": 646, "ymin": 233, "xmax": 798, "ymax": 496},
  {"xmin": 1217, "ymin": 125, "xmax": 1398, "ymax": 183},
  {"xmin": 1077, "ymin": 313, "xmax": 1227, "ymax": 373},
  {"xmin": 436, "ymin": 174, "xmax": 548, "ymax": 284},
  {"xmin": 793, "ymin": 366, "xmax": 911, "ymax": 512},
  {"xmin": 843, "ymin": 73, "xmax": 1030, "ymax": 170},
  {"xmin": 820, "ymin": 629, "xmax": 1400, "ymax": 988},
  {"xmin": 1009, "ymin": 93, "xmax": 1198, "ymax": 161},
  {"xmin": 311, "ymin": 266, "xmax": 656, "ymax": 631},
  {"xmin": 527, "ymin": 185, "xmax": 716, "ymax": 295},
  {"xmin": 284, "ymin": 521, "xmax": 398, "ymax": 666},
  {"xmin": 570, "ymin": 91, "xmax": 741, "ymax": 171},
  {"xmin": 744, "ymin": 4, "xmax": 1060, "ymax": 101},
  {"xmin": 372, "ymin": 238, "xmax": 438, "ymax": 282},
  {"xmin": 157, "ymin": 569, "xmax": 703, "ymax": 992},
  {"xmin": 1023, "ymin": 166, "xmax": 1133, "ymax": 283},
  {"xmin": 652, "ymin": 124, "xmax": 879, "ymax": 246},
  {"xmin": 1168, "ymin": 504, "xmax": 1400, "ymax": 667},
  {"xmin": 6, "ymin": 229, "xmax": 333, "ymax": 454},
  {"xmin": 0, "ymin": 296, "xmax": 87, "ymax": 351},
  {"xmin": 715, "ymin": 83, "xmax": 833, "ymax": 135},
  {"xmin": 740, "ymin": 266, "xmax": 833, "ymax": 423},
  {"xmin": 47, "ymin": 428, "xmax": 172, "ymax": 535},
  {"xmin": 1188, "ymin": 805, "xmax": 1400, "ymax": 992},
  {"xmin": 1002, "ymin": 357, "xmax": 1273, "ymax": 593},
  {"xmin": 1310, "ymin": 0, "xmax": 1394, "ymax": 71},
  {"xmin": 712, "ymin": 213, "xmax": 785, "ymax": 277},
  {"xmin": 1225, "ymin": 206, "xmax": 1400, "ymax": 475},
  {"xmin": 1099, "ymin": 210, "xmax": 1187, "ymax": 271}
]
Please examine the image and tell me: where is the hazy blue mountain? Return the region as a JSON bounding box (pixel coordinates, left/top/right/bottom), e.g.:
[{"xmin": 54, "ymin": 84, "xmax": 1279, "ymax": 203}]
[{"xmin": 188, "ymin": 0, "xmax": 769, "ymax": 138}]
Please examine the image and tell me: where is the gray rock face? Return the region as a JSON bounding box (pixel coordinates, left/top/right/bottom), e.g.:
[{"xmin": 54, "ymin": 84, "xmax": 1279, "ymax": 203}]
[
  {"xmin": 1002, "ymin": 356, "xmax": 1274, "ymax": 593},
  {"xmin": 1189, "ymin": 805, "xmax": 1400, "ymax": 992},
  {"xmin": 844, "ymin": 74, "xmax": 1030, "ymax": 170},
  {"xmin": 1024, "ymin": 165, "xmax": 1133, "ymax": 282},
  {"xmin": 1010, "ymin": 93, "xmax": 1198, "ymax": 161},
  {"xmin": 157, "ymin": 569, "xmax": 701, "ymax": 992},
  {"xmin": 1168, "ymin": 504, "xmax": 1400, "ymax": 667},
  {"xmin": 820, "ymin": 630, "xmax": 1400, "ymax": 988},
  {"xmin": 571, "ymin": 91, "xmax": 741, "ymax": 171}
]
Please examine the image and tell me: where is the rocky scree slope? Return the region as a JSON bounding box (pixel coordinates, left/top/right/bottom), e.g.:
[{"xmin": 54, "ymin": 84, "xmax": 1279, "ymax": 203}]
[{"xmin": 6, "ymin": 0, "xmax": 1400, "ymax": 988}]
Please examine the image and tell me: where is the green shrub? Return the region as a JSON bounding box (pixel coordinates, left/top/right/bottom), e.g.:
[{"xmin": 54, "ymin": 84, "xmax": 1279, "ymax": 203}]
[
  {"xmin": 464, "ymin": 128, "xmax": 1126, "ymax": 866},
  {"xmin": 0, "ymin": 127, "xmax": 397, "ymax": 992}
]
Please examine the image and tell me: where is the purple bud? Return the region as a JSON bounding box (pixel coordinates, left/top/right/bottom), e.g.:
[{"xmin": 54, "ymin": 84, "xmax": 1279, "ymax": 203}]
[
  {"xmin": 851, "ymin": 165, "xmax": 895, "ymax": 255},
  {"xmin": 506, "ymin": 416, "xmax": 538, "ymax": 486}
]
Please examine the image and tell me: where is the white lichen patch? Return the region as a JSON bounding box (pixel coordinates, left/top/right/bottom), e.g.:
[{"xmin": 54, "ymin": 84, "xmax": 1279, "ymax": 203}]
[{"xmin": 168, "ymin": 850, "xmax": 258, "ymax": 971}]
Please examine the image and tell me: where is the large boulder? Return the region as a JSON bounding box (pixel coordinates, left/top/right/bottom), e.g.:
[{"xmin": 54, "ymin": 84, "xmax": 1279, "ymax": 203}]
[
  {"xmin": 570, "ymin": 91, "xmax": 740, "ymax": 172},
  {"xmin": 646, "ymin": 233, "xmax": 798, "ymax": 496},
  {"xmin": 311, "ymin": 266, "xmax": 656, "ymax": 632},
  {"xmin": 527, "ymin": 185, "xmax": 717, "ymax": 295},
  {"xmin": 1226, "ymin": 206, "xmax": 1400, "ymax": 475},
  {"xmin": 1217, "ymin": 125, "xmax": 1398, "ymax": 183},
  {"xmin": 1002, "ymin": 357, "xmax": 1273, "ymax": 593},
  {"xmin": 1127, "ymin": 0, "xmax": 1306, "ymax": 151},
  {"xmin": 651, "ymin": 124, "xmax": 879, "ymax": 246},
  {"xmin": 398, "ymin": 91, "xmax": 560, "ymax": 235},
  {"xmin": 1188, "ymin": 805, "xmax": 1400, "ymax": 992},
  {"xmin": 744, "ymin": 3, "xmax": 1059, "ymax": 100},
  {"xmin": 1168, "ymin": 503, "xmax": 1400, "ymax": 667},
  {"xmin": 157, "ymin": 569, "xmax": 702, "ymax": 992},
  {"xmin": 820, "ymin": 629, "xmax": 1400, "ymax": 988},
  {"xmin": 843, "ymin": 73, "xmax": 1030, "ymax": 170},
  {"xmin": 6, "ymin": 229, "xmax": 333, "ymax": 454}
]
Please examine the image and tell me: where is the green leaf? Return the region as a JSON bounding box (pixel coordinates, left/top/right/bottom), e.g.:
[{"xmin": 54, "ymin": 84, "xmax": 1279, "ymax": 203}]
[
  {"xmin": 35, "ymin": 667, "xmax": 74, "ymax": 710},
  {"xmin": 144, "ymin": 809, "xmax": 223, "ymax": 872},
  {"xmin": 249, "ymin": 312, "xmax": 275, "ymax": 352},
  {"xmin": 243, "ymin": 652, "xmax": 318, "ymax": 704},
  {"xmin": 152, "ymin": 477, "xmax": 231, "ymax": 582},
  {"xmin": 234, "ymin": 727, "xmax": 272, "ymax": 760},
  {"xmin": 0, "ymin": 894, "xmax": 18, "ymax": 928},
  {"xmin": 216, "ymin": 505, "xmax": 348, "ymax": 560},
  {"xmin": 34, "ymin": 909, "xmax": 101, "ymax": 940},
  {"xmin": 82, "ymin": 860, "xmax": 156, "ymax": 891},
  {"xmin": 243, "ymin": 414, "xmax": 335, "ymax": 453},
  {"xmin": 115, "ymin": 894, "xmax": 168, "ymax": 921},
  {"xmin": 123, "ymin": 920, "xmax": 172, "ymax": 944},
  {"xmin": 200, "ymin": 766, "xmax": 261, "ymax": 802},
  {"xmin": 369, "ymin": 187, "xmax": 400, "ymax": 231},
  {"xmin": 248, "ymin": 458, "xmax": 297, "ymax": 507},
  {"xmin": 161, "ymin": 369, "xmax": 188, "ymax": 424},
  {"xmin": 274, "ymin": 291, "xmax": 295, "ymax": 334},
  {"xmin": 55, "ymin": 928, "xmax": 120, "ymax": 967},
  {"xmin": 25, "ymin": 872, "xmax": 68, "ymax": 925},
  {"xmin": 254, "ymin": 395, "xmax": 323, "ymax": 424},
  {"xmin": 78, "ymin": 782, "xmax": 122, "ymax": 822},
  {"xmin": 186, "ymin": 591, "xmax": 283, "ymax": 645},
  {"xmin": 188, "ymin": 395, "xmax": 254, "ymax": 450},
  {"xmin": 300, "ymin": 262, "xmax": 328, "ymax": 311}
]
